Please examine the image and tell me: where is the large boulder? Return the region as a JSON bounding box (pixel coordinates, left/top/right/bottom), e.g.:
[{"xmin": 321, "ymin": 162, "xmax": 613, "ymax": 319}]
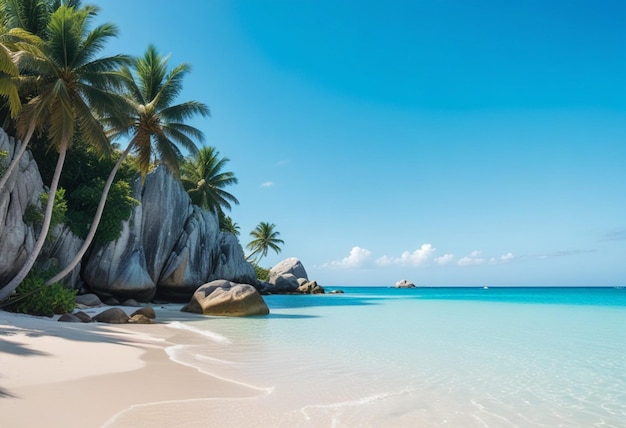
[
  {"xmin": 269, "ymin": 258, "xmax": 308, "ymax": 284},
  {"xmin": 0, "ymin": 129, "xmax": 43, "ymax": 288},
  {"xmin": 182, "ymin": 280, "xmax": 269, "ymax": 316},
  {"xmin": 394, "ymin": 279, "xmax": 416, "ymax": 288},
  {"xmin": 83, "ymin": 166, "xmax": 255, "ymax": 301}
]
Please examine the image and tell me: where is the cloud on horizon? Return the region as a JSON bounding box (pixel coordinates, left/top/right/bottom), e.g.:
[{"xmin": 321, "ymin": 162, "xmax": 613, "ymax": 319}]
[
  {"xmin": 322, "ymin": 245, "xmax": 516, "ymax": 270},
  {"xmin": 327, "ymin": 246, "xmax": 372, "ymax": 269},
  {"xmin": 376, "ymin": 243, "xmax": 436, "ymax": 266},
  {"xmin": 260, "ymin": 181, "xmax": 274, "ymax": 188}
]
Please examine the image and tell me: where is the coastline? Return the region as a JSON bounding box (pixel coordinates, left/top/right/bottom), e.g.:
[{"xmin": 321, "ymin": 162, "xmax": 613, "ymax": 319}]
[{"xmin": 0, "ymin": 306, "xmax": 259, "ymax": 428}]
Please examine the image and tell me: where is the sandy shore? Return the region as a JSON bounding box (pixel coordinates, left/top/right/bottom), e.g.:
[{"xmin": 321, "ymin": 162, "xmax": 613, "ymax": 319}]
[{"xmin": 0, "ymin": 306, "xmax": 259, "ymax": 428}]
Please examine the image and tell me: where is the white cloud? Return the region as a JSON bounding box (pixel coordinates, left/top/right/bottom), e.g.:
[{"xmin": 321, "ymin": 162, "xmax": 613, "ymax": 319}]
[
  {"xmin": 458, "ymin": 250, "xmax": 486, "ymax": 266},
  {"xmin": 435, "ymin": 254, "xmax": 455, "ymax": 265},
  {"xmin": 330, "ymin": 246, "xmax": 372, "ymax": 268},
  {"xmin": 260, "ymin": 181, "xmax": 274, "ymax": 188},
  {"xmin": 375, "ymin": 243, "xmax": 436, "ymax": 267}
]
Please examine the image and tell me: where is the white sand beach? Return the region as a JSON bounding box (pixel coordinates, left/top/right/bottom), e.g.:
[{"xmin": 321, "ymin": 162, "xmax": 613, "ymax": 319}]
[{"xmin": 0, "ymin": 307, "xmax": 258, "ymax": 428}]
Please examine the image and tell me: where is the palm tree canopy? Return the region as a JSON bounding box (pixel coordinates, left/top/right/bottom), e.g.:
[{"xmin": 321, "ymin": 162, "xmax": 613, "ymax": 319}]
[
  {"xmin": 14, "ymin": 4, "xmax": 129, "ymax": 154},
  {"xmin": 246, "ymin": 222, "xmax": 284, "ymax": 263},
  {"xmin": 0, "ymin": 0, "xmax": 82, "ymax": 38},
  {"xmin": 181, "ymin": 145, "xmax": 239, "ymax": 212},
  {"xmin": 104, "ymin": 44, "xmax": 210, "ymax": 179}
]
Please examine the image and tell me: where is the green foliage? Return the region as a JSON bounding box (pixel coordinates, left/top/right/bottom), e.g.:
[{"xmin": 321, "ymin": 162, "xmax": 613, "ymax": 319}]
[
  {"xmin": 23, "ymin": 188, "xmax": 67, "ymax": 240},
  {"xmin": 67, "ymin": 178, "xmax": 139, "ymax": 243},
  {"xmin": 31, "ymin": 138, "xmax": 139, "ymax": 244},
  {"xmin": 1, "ymin": 271, "xmax": 76, "ymax": 317},
  {"xmin": 253, "ymin": 263, "xmax": 270, "ymax": 282}
]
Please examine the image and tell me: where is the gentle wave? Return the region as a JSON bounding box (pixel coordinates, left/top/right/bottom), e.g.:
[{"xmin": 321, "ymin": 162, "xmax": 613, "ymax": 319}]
[
  {"xmin": 165, "ymin": 344, "xmax": 274, "ymax": 394},
  {"xmin": 167, "ymin": 321, "xmax": 232, "ymax": 344}
]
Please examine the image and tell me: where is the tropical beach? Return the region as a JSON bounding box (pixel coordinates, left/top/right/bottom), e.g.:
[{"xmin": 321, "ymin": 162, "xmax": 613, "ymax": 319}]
[
  {"xmin": 3, "ymin": 287, "xmax": 626, "ymax": 427},
  {"xmin": 1, "ymin": 1, "xmax": 625, "ymax": 427}
]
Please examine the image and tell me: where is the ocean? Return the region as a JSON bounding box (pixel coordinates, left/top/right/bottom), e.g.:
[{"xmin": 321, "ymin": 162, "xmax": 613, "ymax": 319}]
[{"xmin": 165, "ymin": 287, "xmax": 626, "ymax": 427}]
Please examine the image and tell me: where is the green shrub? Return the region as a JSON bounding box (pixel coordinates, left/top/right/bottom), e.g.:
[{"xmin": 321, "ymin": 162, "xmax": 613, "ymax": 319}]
[
  {"xmin": 253, "ymin": 263, "xmax": 270, "ymax": 282},
  {"xmin": 1, "ymin": 272, "xmax": 76, "ymax": 317},
  {"xmin": 23, "ymin": 189, "xmax": 68, "ymax": 241},
  {"xmin": 68, "ymin": 178, "xmax": 139, "ymax": 243}
]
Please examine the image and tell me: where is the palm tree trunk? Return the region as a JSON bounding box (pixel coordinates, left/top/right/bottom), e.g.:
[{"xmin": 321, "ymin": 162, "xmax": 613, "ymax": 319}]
[
  {"xmin": 46, "ymin": 143, "xmax": 134, "ymax": 285},
  {"xmin": 0, "ymin": 124, "xmax": 36, "ymax": 193},
  {"xmin": 0, "ymin": 142, "xmax": 67, "ymax": 301}
]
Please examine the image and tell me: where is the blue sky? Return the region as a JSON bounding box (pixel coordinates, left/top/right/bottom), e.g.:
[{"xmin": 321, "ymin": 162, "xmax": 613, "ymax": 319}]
[{"xmin": 97, "ymin": 0, "xmax": 625, "ymax": 286}]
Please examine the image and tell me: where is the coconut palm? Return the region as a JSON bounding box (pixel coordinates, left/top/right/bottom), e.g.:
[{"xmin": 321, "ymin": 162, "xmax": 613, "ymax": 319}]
[
  {"xmin": 221, "ymin": 215, "xmax": 240, "ymax": 236},
  {"xmin": 0, "ymin": 0, "xmax": 103, "ymax": 191},
  {"xmin": 46, "ymin": 44, "xmax": 210, "ymax": 285},
  {"xmin": 246, "ymin": 222, "xmax": 284, "ymax": 264},
  {"xmin": 180, "ymin": 145, "xmax": 239, "ymax": 213},
  {"xmin": 0, "ymin": 5, "xmax": 129, "ymax": 300}
]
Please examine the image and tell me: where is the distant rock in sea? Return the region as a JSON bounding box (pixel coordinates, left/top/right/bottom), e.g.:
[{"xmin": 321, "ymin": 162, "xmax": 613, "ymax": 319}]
[{"xmin": 394, "ymin": 279, "xmax": 416, "ymax": 288}]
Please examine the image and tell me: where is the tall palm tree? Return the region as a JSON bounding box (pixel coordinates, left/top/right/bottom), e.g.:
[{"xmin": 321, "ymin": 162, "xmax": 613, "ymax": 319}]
[
  {"xmin": 0, "ymin": 5, "xmax": 128, "ymax": 300},
  {"xmin": 246, "ymin": 222, "xmax": 284, "ymax": 264},
  {"xmin": 180, "ymin": 145, "xmax": 239, "ymax": 214},
  {"xmin": 221, "ymin": 215, "xmax": 240, "ymax": 236},
  {"xmin": 0, "ymin": 25, "xmax": 25, "ymax": 119},
  {"xmin": 0, "ymin": 0, "xmax": 98, "ymax": 192},
  {"xmin": 46, "ymin": 44, "xmax": 210, "ymax": 285}
]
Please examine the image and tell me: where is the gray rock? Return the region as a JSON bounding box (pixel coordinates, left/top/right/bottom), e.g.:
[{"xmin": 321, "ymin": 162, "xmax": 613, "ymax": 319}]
[
  {"xmin": 82, "ymin": 166, "xmax": 256, "ymax": 301},
  {"xmin": 131, "ymin": 306, "xmax": 156, "ymax": 319},
  {"xmin": 271, "ymin": 273, "xmax": 300, "ymax": 292},
  {"xmin": 128, "ymin": 314, "xmax": 154, "ymax": 324},
  {"xmin": 298, "ymin": 280, "xmax": 325, "ymax": 294},
  {"xmin": 42, "ymin": 224, "xmax": 84, "ymax": 289},
  {"xmin": 121, "ymin": 299, "xmax": 140, "ymax": 307},
  {"xmin": 330, "ymin": 289, "xmax": 345, "ymax": 294},
  {"xmin": 75, "ymin": 293, "xmax": 103, "ymax": 307},
  {"xmin": 269, "ymin": 258, "xmax": 308, "ymax": 284},
  {"xmin": 73, "ymin": 311, "xmax": 92, "ymax": 323},
  {"xmin": 182, "ymin": 280, "xmax": 269, "ymax": 317},
  {"xmin": 58, "ymin": 313, "xmax": 82, "ymax": 322},
  {"xmin": 0, "ymin": 128, "xmax": 42, "ymax": 289},
  {"xmin": 394, "ymin": 279, "xmax": 416, "ymax": 288},
  {"xmin": 92, "ymin": 308, "xmax": 129, "ymax": 324}
]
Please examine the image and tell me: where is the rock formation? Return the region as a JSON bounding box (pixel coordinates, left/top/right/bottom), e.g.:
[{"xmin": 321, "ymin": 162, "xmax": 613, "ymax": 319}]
[
  {"xmin": 0, "ymin": 128, "xmax": 256, "ymax": 302},
  {"xmin": 0, "ymin": 128, "xmax": 42, "ymax": 286},
  {"xmin": 265, "ymin": 257, "xmax": 324, "ymax": 294},
  {"xmin": 394, "ymin": 279, "xmax": 416, "ymax": 288},
  {"xmin": 182, "ymin": 279, "xmax": 269, "ymax": 316}
]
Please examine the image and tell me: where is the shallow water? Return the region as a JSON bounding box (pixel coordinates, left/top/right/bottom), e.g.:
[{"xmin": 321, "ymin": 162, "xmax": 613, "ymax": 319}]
[{"xmin": 168, "ymin": 287, "xmax": 626, "ymax": 427}]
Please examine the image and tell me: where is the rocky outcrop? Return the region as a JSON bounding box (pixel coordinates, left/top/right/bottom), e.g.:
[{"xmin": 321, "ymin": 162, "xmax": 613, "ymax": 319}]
[
  {"xmin": 0, "ymin": 128, "xmax": 256, "ymax": 301},
  {"xmin": 0, "ymin": 128, "xmax": 42, "ymax": 287},
  {"xmin": 182, "ymin": 280, "xmax": 269, "ymax": 316},
  {"xmin": 83, "ymin": 166, "xmax": 256, "ymax": 301},
  {"xmin": 264, "ymin": 258, "xmax": 325, "ymax": 294},
  {"xmin": 269, "ymin": 257, "xmax": 308, "ymax": 284},
  {"xmin": 394, "ymin": 279, "xmax": 416, "ymax": 288}
]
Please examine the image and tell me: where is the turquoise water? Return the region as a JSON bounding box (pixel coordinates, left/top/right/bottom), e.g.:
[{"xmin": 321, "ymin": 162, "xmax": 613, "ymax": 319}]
[{"xmin": 167, "ymin": 287, "xmax": 626, "ymax": 427}]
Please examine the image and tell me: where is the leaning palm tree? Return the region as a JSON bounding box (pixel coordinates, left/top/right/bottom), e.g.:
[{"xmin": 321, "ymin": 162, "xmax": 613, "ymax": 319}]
[
  {"xmin": 0, "ymin": 0, "xmax": 95, "ymax": 191},
  {"xmin": 0, "ymin": 5, "xmax": 128, "ymax": 300},
  {"xmin": 46, "ymin": 44, "xmax": 210, "ymax": 285},
  {"xmin": 246, "ymin": 222, "xmax": 284, "ymax": 264},
  {"xmin": 180, "ymin": 145, "xmax": 239, "ymax": 214}
]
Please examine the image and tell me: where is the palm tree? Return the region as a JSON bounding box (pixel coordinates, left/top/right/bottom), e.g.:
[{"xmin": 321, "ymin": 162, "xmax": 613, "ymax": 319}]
[
  {"xmin": 0, "ymin": 25, "xmax": 24, "ymax": 119},
  {"xmin": 46, "ymin": 44, "xmax": 210, "ymax": 285},
  {"xmin": 0, "ymin": 5, "xmax": 128, "ymax": 300},
  {"xmin": 221, "ymin": 215, "xmax": 240, "ymax": 236},
  {"xmin": 246, "ymin": 222, "xmax": 284, "ymax": 264},
  {"xmin": 0, "ymin": 0, "xmax": 80, "ymax": 125},
  {"xmin": 180, "ymin": 145, "xmax": 239, "ymax": 214}
]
